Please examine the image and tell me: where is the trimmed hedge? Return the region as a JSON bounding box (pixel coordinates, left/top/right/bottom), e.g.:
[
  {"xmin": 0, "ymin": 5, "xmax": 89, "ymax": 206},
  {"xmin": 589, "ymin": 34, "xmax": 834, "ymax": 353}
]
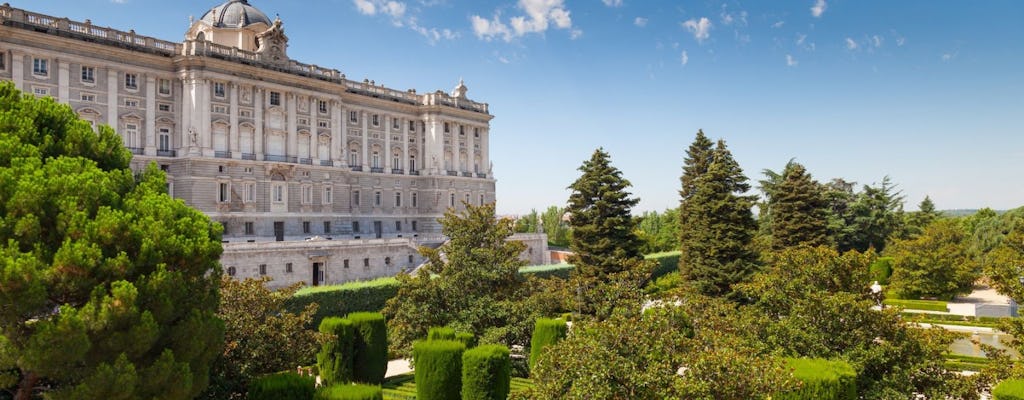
[
  {"xmin": 462, "ymin": 345, "xmax": 511, "ymax": 400},
  {"xmin": 428, "ymin": 327, "xmax": 457, "ymax": 341},
  {"xmin": 414, "ymin": 340, "xmax": 466, "ymax": 400},
  {"xmin": 776, "ymin": 358, "xmax": 857, "ymax": 400},
  {"xmin": 347, "ymin": 312, "xmax": 389, "ymax": 384},
  {"xmin": 286, "ymin": 278, "xmax": 400, "ymax": 329},
  {"xmin": 319, "ymin": 317, "xmax": 357, "ymax": 385},
  {"xmin": 869, "ymin": 257, "xmax": 894, "ymax": 285},
  {"xmin": 314, "ymin": 384, "xmax": 384, "ymax": 400},
  {"xmin": 882, "ymin": 299, "xmax": 948, "ymax": 312},
  {"xmin": 455, "ymin": 332, "xmax": 477, "ymax": 348},
  {"xmin": 248, "ymin": 372, "xmax": 316, "ymax": 400},
  {"xmin": 529, "ymin": 318, "xmax": 568, "ymax": 373},
  {"xmin": 994, "ymin": 379, "xmax": 1024, "ymax": 400}
]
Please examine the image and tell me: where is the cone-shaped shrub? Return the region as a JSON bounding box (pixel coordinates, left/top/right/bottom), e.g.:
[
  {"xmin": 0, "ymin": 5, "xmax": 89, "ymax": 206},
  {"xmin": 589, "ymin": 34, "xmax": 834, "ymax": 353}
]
[
  {"xmin": 248, "ymin": 372, "xmax": 316, "ymax": 400},
  {"xmin": 347, "ymin": 312, "xmax": 389, "ymax": 384},
  {"xmin": 314, "ymin": 384, "xmax": 384, "ymax": 400},
  {"xmin": 414, "ymin": 340, "xmax": 466, "ymax": 400},
  {"xmin": 461, "ymin": 345, "xmax": 511, "ymax": 400},
  {"xmin": 428, "ymin": 326, "xmax": 457, "ymax": 341},
  {"xmin": 529, "ymin": 318, "xmax": 567, "ymax": 372},
  {"xmin": 775, "ymin": 358, "xmax": 857, "ymax": 400},
  {"xmin": 455, "ymin": 332, "xmax": 477, "ymax": 348},
  {"xmin": 994, "ymin": 379, "xmax": 1024, "ymax": 400},
  {"xmin": 319, "ymin": 317, "xmax": 356, "ymax": 385}
]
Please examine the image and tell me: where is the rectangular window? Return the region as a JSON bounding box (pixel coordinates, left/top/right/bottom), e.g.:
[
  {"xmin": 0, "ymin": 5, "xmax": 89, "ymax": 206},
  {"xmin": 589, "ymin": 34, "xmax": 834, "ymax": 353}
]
[
  {"xmin": 323, "ymin": 187, "xmax": 333, "ymax": 204},
  {"xmin": 273, "ymin": 184, "xmax": 284, "ymax": 203},
  {"xmin": 240, "ymin": 109, "xmax": 253, "ymax": 118},
  {"xmin": 298, "ymin": 117, "xmax": 309, "ymax": 126},
  {"xmin": 353, "ymin": 190, "xmax": 360, "ymax": 206},
  {"xmin": 0, "ymin": 53, "xmax": 6, "ymax": 70},
  {"xmin": 80, "ymin": 93, "xmax": 95, "ymax": 102},
  {"xmin": 392, "ymin": 118, "xmax": 399, "ymax": 130},
  {"xmin": 323, "ymin": 221, "xmax": 331, "ymax": 233},
  {"xmin": 450, "ymin": 193, "xmax": 455, "ymax": 207},
  {"xmin": 318, "ymin": 120, "xmax": 329, "ymax": 128},
  {"xmin": 269, "ymin": 91, "xmax": 281, "ymax": 106},
  {"xmin": 214, "ymin": 82, "xmax": 226, "ymax": 98},
  {"xmin": 244, "ymin": 183, "xmax": 255, "ymax": 203},
  {"xmin": 244, "ymin": 222, "xmax": 254, "ymax": 235},
  {"xmin": 318, "ymin": 100, "xmax": 328, "ymax": 114},
  {"xmin": 374, "ymin": 191, "xmax": 382, "ymax": 206},
  {"xmin": 444, "ymin": 122, "xmax": 450, "ymax": 133},
  {"xmin": 344, "ymin": 259, "xmax": 350, "ymax": 268},
  {"xmin": 395, "ymin": 192, "xmax": 402, "ymax": 207},
  {"xmin": 32, "ymin": 87, "xmax": 48, "ymax": 97},
  {"xmin": 80, "ymin": 66, "xmax": 95, "ymax": 83},
  {"xmin": 124, "ymin": 73, "xmax": 138, "ymax": 90},
  {"xmin": 303, "ymin": 221, "xmax": 311, "ymax": 234},
  {"xmin": 349, "ymin": 111, "xmax": 358, "ymax": 123},
  {"xmin": 412, "ymin": 221, "xmax": 417, "ymax": 231},
  {"xmin": 32, "ymin": 58, "xmax": 48, "ymax": 76},
  {"xmin": 124, "ymin": 98, "xmax": 139, "ymax": 108},
  {"xmin": 159, "ymin": 128, "xmax": 171, "ymax": 151},
  {"xmin": 158, "ymin": 79, "xmax": 172, "ymax": 95},
  {"xmin": 213, "ymin": 105, "xmax": 227, "ymax": 114},
  {"xmin": 259, "ymin": 264, "xmax": 267, "ymax": 276},
  {"xmin": 372, "ymin": 114, "xmax": 380, "ymax": 126},
  {"xmin": 412, "ymin": 193, "xmax": 417, "ymax": 208},
  {"xmin": 395, "ymin": 221, "xmax": 402, "ymax": 232},
  {"xmin": 352, "ymin": 221, "xmax": 360, "ymax": 233},
  {"xmin": 459, "ymin": 125, "xmax": 465, "ymax": 136},
  {"xmin": 363, "ymin": 258, "xmax": 370, "ymax": 267},
  {"xmin": 302, "ymin": 186, "xmax": 312, "ymax": 204},
  {"xmin": 219, "ymin": 182, "xmax": 230, "ymax": 202},
  {"xmin": 158, "ymin": 103, "xmax": 172, "ymax": 112},
  {"xmin": 286, "ymin": 263, "xmax": 293, "ymax": 273},
  {"xmin": 409, "ymin": 121, "xmax": 416, "ymax": 132},
  {"xmin": 480, "ymin": 194, "xmax": 485, "ymax": 206}
]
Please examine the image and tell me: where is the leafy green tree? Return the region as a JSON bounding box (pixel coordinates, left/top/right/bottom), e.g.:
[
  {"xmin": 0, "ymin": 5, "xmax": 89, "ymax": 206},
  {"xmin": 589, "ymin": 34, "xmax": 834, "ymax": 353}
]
[
  {"xmin": 838, "ymin": 177, "xmax": 906, "ymax": 252},
  {"xmin": 769, "ymin": 163, "xmax": 829, "ymax": 250},
  {"xmin": 678, "ymin": 138, "xmax": 759, "ymax": 299},
  {"xmin": 887, "ymin": 219, "xmax": 978, "ymax": 300},
  {"xmin": 382, "ymin": 203, "xmax": 530, "ymax": 356},
  {"xmin": 982, "ymin": 216, "xmax": 1024, "ymax": 303},
  {"xmin": 202, "ymin": 277, "xmax": 323, "ymax": 399},
  {"xmin": 755, "ymin": 159, "xmax": 798, "ymax": 249},
  {"xmin": 514, "ymin": 209, "xmax": 539, "ymax": 234},
  {"xmin": 540, "ymin": 206, "xmax": 571, "ymax": 248},
  {"xmin": 0, "ymin": 82, "xmax": 224, "ymax": 399},
  {"xmin": 901, "ymin": 196, "xmax": 943, "ymax": 239},
  {"xmin": 821, "ymin": 178, "xmax": 858, "ymax": 249},
  {"xmin": 636, "ymin": 208, "xmax": 680, "ymax": 254}
]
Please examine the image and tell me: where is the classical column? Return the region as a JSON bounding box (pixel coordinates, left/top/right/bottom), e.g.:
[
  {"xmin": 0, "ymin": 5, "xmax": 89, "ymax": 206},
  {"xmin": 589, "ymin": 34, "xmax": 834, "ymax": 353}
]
[
  {"xmin": 468, "ymin": 125, "xmax": 476, "ymax": 175},
  {"xmin": 144, "ymin": 75, "xmax": 156, "ymax": 155},
  {"xmin": 402, "ymin": 117, "xmax": 409, "ymax": 174},
  {"xmin": 57, "ymin": 60, "xmax": 69, "ymax": 103},
  {"xmin": 452, "ymin": 124, "xmax": 461, "ymax": 173},
  {"xmin": 482, "ymin": 129, "xmax": 490, "ymax": 177},
  {"xmin": 424, "ymin": 116, "xmax": 444, "ymax": 175},
  {"xmin": 287, "ymin": 93, "xmax": 297, "ymax": 159},
  {"xmin": 384, "ymin": 116, "xmax": 391, "ymax": 172},
  {"xmin": 254, "ymin": 88, "xmax": 264, "ymax": 158},
  {"xmin": 340, "ymin": 105, "xmax": 348, "ymax": 167},
  {"xmin": 330, "ymin": 100, "xmax": 342, "ymax": 166},
  {"xmin": 361, "ymin": 110, "xmax": 368, "ymax": 170},
  {"xmin": 106, "ymin": 69, "xmax": 118, "ymax": 129},
  {"xmin": 179, "ymin": 78, "xmax": 190, "ymax": 153},
  {"xmin": 229, "ymin": 83, "xmax": 240, "ymax": 158},
  {"xmin": 10, "ymin": 52, "xmax": 23, "ymax": 90},
  {"xmin": 310, "ymin": 97, "xmax": 318, "ymax": 163},
  {"xmin": 200, "ymin": 79, "xmax": 213, "ymax": 157}
]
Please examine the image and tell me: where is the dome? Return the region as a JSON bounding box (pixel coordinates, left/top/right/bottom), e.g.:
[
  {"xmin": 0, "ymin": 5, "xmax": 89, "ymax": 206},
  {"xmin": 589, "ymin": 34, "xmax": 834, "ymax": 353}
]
[{"xmin": 200, "ymin": 0, "xmax": 272, "ymax": 28}]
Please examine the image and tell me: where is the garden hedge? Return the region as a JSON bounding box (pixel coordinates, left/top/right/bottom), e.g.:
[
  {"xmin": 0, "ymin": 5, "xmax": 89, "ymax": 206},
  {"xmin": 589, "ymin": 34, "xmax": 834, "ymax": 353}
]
[
  {"xmin": 775, "ymin": 358, "xmax": 857, "ymax": 400},
  {"xmin": 882, "ymin": 299, "xmax": 948, "ymax": 312},
  {"xmin": 286, "ymin": 278, "xmax": 400, "ymax": 329},
  {"xmin": 319, "ymin": 317, "xmax": 356, "ymax": 385},
  {"xmin": 870, "ymin": 257, "xmax": 894, "ymax": 285},
  {"xmin": 248, "ymin": 372, "xmax": 316, "ymax": 400},
  {"xmin": 314, "ymin": 384, "xmax": 384, "ymax": 400},
  {"xmin": 455, "ymin": 332, "xmax": 477, "ymax": 348},
  {"xmin": 646, "ymin": 251, "xmax": 681, "ymax": 281},
  {"xmin": 347, "ymin": 312, "xmax": 389, "ymax": 384},
  {"xmin": 462, "ymin": 344, "xmax": 511, "ymax": 400},
  {"xmin": 994, "ymin": 379, "xmax": 1024, "ymax": 400},
  {"xmin": 414, "ymin": 340, "xmax": 466, "ymax": 400},
  {"xmin": 529, "ymin": 318, "xmax": 568, "ymax": 373},
  {"xmin": 428, "ymin": 327, "xmax": 457, "ymax": 341}
]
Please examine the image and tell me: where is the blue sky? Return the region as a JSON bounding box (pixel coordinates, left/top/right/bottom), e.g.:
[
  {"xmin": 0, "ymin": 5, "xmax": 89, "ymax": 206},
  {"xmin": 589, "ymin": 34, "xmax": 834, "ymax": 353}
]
[{"xmin": 28, "ymin": 0, "xmax": 1024, "ymax": 214}]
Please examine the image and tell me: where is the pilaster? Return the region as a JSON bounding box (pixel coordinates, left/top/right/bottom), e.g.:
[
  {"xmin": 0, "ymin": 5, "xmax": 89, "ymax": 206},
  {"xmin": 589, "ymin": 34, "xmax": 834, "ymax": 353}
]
[
  {"xmin": 10, "ymin": 51, "xmax": 23, "ymax": 90},
  {"xmin": 229, "ymin": 82, "xmax": 240, "ymax": 158},
  {"xmin": 57, "ymin": 60, "xmax": 69, "ymax": 103},
  {"xmin": 331, "ymin": 100, "xmax": 342, "ymax": 166},
  {"xmin": 287, "ymin": 92, "xmax": 297, "ymax": 158},
  {"xmin": 254, "ymin": 88, "xmax": 264, "ymax": 158},
  {"xmin": 106, "ymin": 69, "xmax": 117, "ymax": 129},
  {"xmin": 144, "ymin": 75, "xmax": 156, "ymax": 155},
  {"xmin": 361, "ymin": 111, "xmax": 369, "ymax": 170}
]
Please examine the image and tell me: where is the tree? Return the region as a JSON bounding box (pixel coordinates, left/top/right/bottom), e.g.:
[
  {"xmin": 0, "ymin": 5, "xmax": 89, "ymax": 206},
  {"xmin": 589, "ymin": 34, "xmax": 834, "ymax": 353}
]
[
  {"xmin": 514, "ymin": 209, "xmax": 539, "ymax": 234},
  {"xmin": 540, "ymin": 206, "xmax": 571, "ymax": 248},
  {"xmin": 0, "ymin": 82, "xmax": 224, "ymax": 399},
  {"xmin": 887, "ymin": 219, "xmax": 978, "ymax": 300},
  {"xmin": 202, "ymin": 277, "xmax": 323, "ymax": 399},
  {"xmin": 902, "ymin": 196, "xmax": 942, "ymax": 239},
  {"xmin": 769, "ymin": 163, "xmax": 829, "ymax": 250},
  {"xmin": 678, "ymin": 138, "xmax": 759, "ymax": 299},
  {"xmin": 838, "ymin": 177, "xmax": 906, "ymax": 253},
  {"xmin": 636, "ymin": 208, "xmax": 681, "ymax": 254},
  {"xmin": 382, "ymin": 203, "xmax": 530, "ymax": 356}
]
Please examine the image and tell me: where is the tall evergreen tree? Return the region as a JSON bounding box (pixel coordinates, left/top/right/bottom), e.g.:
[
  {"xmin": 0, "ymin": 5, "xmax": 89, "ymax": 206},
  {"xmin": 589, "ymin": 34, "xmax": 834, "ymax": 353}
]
[
  {"xmin": 902, "ymin": 196, "xmax": 941, "ymax": 239},
  {"xmin": 679, "ymin": 130, "xmax": 715, "ymax": 201},
  {"xmin": 678, "ymin": 138, "xmax": 759, "ymax": 299},
  {"xmin": 770, "ymin": 163, "xmax": 829, "ymax": 250}
]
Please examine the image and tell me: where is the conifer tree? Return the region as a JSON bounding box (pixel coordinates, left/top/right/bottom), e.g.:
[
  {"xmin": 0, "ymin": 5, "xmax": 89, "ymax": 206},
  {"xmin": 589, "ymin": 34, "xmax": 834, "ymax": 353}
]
[
  {"xmin": 770, "ymin": 163, "xmax": 829, "ymax": 250},
  {"xmin": 679, "ymin": 130, "xmax": 715, "ymax": 201},
  {"xmin": 678, "ymin": 138, "xmax": 759, "ymax": 299}
]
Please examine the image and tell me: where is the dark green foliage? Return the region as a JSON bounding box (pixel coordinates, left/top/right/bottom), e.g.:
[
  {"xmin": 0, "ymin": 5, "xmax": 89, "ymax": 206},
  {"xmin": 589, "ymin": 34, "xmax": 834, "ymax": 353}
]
[
  {"xmin": 0, "ymin": 82, "xmax": 223, "ymax": 399},
  {"xmin": 887, "ymin": 219, "xmax": 977, "ymax": 300},
  {"xmin": 869, "ymin": 257, "xmax": 894, "ymax": 285},
  {"xmin": 833, "ymin": 177, "xmax": 905, "ymax": 253},
  {"xmin": 314, "ymin": 384, "xmax": 384, "ymax": 400},
  {"xmin": 414, "ymin": 340, "xmax": 466, "ymax": 400},
  {"xmin": 541, "ymin": 206, "xmax": 572, "ymax": 248},
  {"xmin": 428, "ymin": 327, "xmax": 457, "ymax": 341},
  {"xmin": 994, "ymin": 379, "xmax": 1024, "ymax": 400},
  {"xmin": 455, "ymin": 332, "xmax": 477, "ymax": 348},
  {"xmin": 903, "ymin": 196, "xmax": 942, "ymax": 239},
  {"xmin": 770, "ymin": 164, "xmax": 829, "ymax": 250},
  {"xmin": 648, "ymin": 251, "xmax": 680, "ymax": 281},
  {"xmin": 983, "ymin": 207, "xmax": 1024, "ymax": 303},
  {"xmin": 462, "ymin": 345, "xmax": 511, "ymax": 400},
  {"xmin": 636, "ymin": 208, "xmax": 681, "ymax": 254},
  {"xmin": 286, "ymin": 280, "xmax": 400, "ymax": 330},
  {"xmin": 529, "ymin": 318, "xmax": 568, "ymax": 372},
  {"xmin": 518, "ymin": 264, "xmax": 574, "ymax": 280},
  {"xmin": 775, "ymin": 358, "xmax": 856, "ymax": 400},
  {"xmin": 247, "ymin": 372, "xmax": 316, "ymax": 400},
  {"xmin": 347, "ymin": 312, "xmax": 388, "ymax": 384},
  {"xmin": 318, "ymin": 317, "xmax": 356, "ymax": 385},
  {"xmin": 678, "ymin": 136, "xmax": 760, "ymax": 299}
]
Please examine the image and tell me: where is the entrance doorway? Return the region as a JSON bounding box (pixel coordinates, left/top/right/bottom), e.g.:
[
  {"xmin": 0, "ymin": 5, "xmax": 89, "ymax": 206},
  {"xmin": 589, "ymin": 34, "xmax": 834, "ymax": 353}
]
[
  {"xmin": 274, "ymin": 221, "xmax": 284, "ymax": 241},
  {"xmin": 312, "ymin": 262, "xmax": 322, "ymax": 286},
  {"xmin": 374, "ymin": 221, "xmax": 382, "ymax": 239}
]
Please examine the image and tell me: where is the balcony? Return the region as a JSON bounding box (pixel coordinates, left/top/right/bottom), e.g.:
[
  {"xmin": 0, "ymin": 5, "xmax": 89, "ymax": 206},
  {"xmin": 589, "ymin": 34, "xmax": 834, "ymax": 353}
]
[
  {"xmin": 370, "ymin": 167, "xmax": 385, "ymax": 174},
  {"xmin": 462, "ymin": 172, "xmax": 473, "ymax": 178},
  {"xmin": 127, "ymin": 147, "xmax": 144, "ymax": 155},
  {"xmin": 215, "ymin": 151, "xmax": 232, "ymax": 159},
  {"xmin": 392, "ymin": 168, "xmax": 405, "ymax": 174},
  {"xmin": 264, "ymin": 154, "xmax": 297, "ymax": 163},
  {"xmin": 349, "ymin": 165, "xmax": 363, "ymax": 172},
  {"xmin": 476, "ymin": 173, "xmax": 487, "ymax": 179},
  {"xmin": 299, "ymin": 158, "xmax": 313, "ymax": 165},
  {"xmin": 156, "ymin": 149, "xmax": 176, "ymax": 157},
  {"xmin": 447, "ymin": 170, "xmax": 458, "ymax": 176},
  {"xmin": 321, "ymin": 160, "xmax": 333, "ymax": 166},
  {"xmin": 409, "ymin": 170, "xmax": 420, "ymax": 176},
  {"xmin": 241, "ymin": 153, "xmax": 257, "ymax": 160}
]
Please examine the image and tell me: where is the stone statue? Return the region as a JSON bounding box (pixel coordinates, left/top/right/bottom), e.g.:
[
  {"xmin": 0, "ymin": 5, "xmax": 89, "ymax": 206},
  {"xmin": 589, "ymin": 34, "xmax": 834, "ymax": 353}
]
[{"xmin": 189, "ymin": 127, "xmax": 198, "ymax": 146}]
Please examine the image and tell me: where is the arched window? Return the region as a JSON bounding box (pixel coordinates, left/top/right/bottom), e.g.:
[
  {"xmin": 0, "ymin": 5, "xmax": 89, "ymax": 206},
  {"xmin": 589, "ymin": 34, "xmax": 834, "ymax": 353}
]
[
  {"xmin": 409, "ymin": 155, "xmax": 417, "ymax": 172},
  {"xmin": 226, "ymin": 266, "xmax": 236, "ymax": 277}
]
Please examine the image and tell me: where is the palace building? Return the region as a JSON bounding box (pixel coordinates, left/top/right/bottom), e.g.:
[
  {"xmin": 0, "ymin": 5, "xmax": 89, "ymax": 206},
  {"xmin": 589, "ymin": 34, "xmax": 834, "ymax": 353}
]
[{"xmin": 0, "ymin": 1, "xmax": 549, "ymax": 288}]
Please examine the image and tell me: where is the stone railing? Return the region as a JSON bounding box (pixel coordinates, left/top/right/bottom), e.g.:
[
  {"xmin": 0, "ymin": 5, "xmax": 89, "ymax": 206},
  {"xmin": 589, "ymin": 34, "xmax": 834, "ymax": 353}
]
[
  {"xmin": 0, "ymin": 4, "xmax": 181, "ymax": 56},
  {"xmin": 344, "ymin": 79, "xmax": 420, "ymax": 105},
  {"xmin": 423, "ymin": 91, "xmax": 489, "ymax": 114}
]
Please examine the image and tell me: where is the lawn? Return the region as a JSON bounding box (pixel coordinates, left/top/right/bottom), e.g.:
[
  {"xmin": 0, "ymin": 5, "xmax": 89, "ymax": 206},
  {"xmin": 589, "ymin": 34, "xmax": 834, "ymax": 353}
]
[{"xmin": 382, "ymin": 373, "xmax": 534, "ymax": 399}]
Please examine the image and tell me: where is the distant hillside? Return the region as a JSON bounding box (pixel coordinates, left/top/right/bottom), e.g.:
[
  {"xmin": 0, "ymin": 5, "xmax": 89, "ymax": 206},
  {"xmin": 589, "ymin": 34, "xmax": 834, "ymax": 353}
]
[{"xmin": 941, "ymin": 209, "xmax": 1008, "ymax": 217}]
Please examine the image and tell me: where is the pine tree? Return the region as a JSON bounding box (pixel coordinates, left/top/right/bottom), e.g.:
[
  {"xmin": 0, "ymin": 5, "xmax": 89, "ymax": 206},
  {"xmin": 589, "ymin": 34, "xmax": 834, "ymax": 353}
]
[
  {"xmin": 679, "ymin": 130, "xmax": 715, "ymax": 201},
  {"xmin": 770, "ymin": 163, "xmax": 829, "ymax": 250},
  {"xmin": 678, "ymin": 139, "xmax": 759, "ymax": 299}
]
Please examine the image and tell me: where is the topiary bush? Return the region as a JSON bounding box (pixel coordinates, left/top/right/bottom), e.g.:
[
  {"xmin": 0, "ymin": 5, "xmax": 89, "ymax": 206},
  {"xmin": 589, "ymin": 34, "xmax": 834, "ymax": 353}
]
[
  {"xmin": 318, "ymin": 317, "xmax": 356, "ymax": 385},
  {"xmin": 414, "ymin": 340, "xmax": 466, "ymax": 400},
  {"xmin": 529, "ymin": 318, "xmax": 568, "ymax": 373},
  {"xmin": 775, "ymin": 358, "xmax": 857, "ymax": 400},
  {"xmin": 870, "ymin": 257, "xmax": 894, "ymax": 285},
  {"xmin": 994, "ymin": 379, "xmax": 1024, "ymax": 400},
  {"xmin": 461, "ymin": 344, "xmax": 511, "ymax": 400},
  {"xmin": 428, "ymin": 327, "xmax": 457, "ymax": 341},
  {"xmin": 286, "ymin": 278, "xmax": 400, "ymax": 329},
  {"xmin": 314, "ymin": 384, "xmax": 384, "ymax": 400},
  {"xmin": 347, "ymin": 312, "xmax": 389, "ymax": 384},
  {"xmin": 248, "ymin": 372, "xmax": 316, "ymax": 400},
  {"xmin": 455, "ymin": 332, "xmax": 477, "ymax": 348}
]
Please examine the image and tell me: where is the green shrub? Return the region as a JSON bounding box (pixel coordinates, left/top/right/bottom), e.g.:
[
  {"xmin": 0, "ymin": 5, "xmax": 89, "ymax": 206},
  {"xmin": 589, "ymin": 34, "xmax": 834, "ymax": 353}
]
[
  {"xmin": 646, "ymin": 251, "xmax": 681, "ymax": 281},
  {"xmin": 994, "ymin": 379, "xmax": 1024, "ymax": 400},
  {"xmin": 455, "ymin": 332, "xmax": 477, "ymax": 348},
  {"xmin": 882, "ymin": 299, "xmax": 948, "ymax": 312},
  {"xmin": 286, "ymin": 278, "xmax": 400, "ymax": 329},
  {"xmin": 462, "ymin": 345, "xmax": 511, "ymax": 400},
  {"xmin": 248, "ymin": 372, "xmax": 316, "ymax": 400},
  {"xmin": 529, "ymin": 318, "xmax": 568, "ymax": 373},
  {"xmin": 314, "ymin": 384, "xmax": 384, "ymax": 400},
  {"xmin": 870, "ymin": 257, "xmax": 894, "ymax": 285},
  {"xmin": 414, "ymin": 340, "xmax": 466, "ymax": 400},
  {"xmin": 775, "ymin": 358, "xmax": 856, "ymax": 400},
  {"xmin": 347, "ymin": 312, "xmax": 389, "ymax": 384},
  {"xmin": 519, "ymin": 264, "xmax": 574, "ymax": 280},
  {"xmin": 644, "ymin": 271, "xmax": 683, "ymax": 296},
  {"xmin": 319, "ymin": 317, "xmax": 356, "ymax": 385},
  {"xmin": 428, "ymin": 327, "xmax": 457, "ymax": 341}
]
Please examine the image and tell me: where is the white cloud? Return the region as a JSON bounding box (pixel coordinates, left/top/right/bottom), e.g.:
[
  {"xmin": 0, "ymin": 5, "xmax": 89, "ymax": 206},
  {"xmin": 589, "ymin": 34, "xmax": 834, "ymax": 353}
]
[
  {"xmin": 602, "ymin": 0, "xmax": 623, "ymax": 7},
  {"xmin": 680, "ymin": 50, "xmax": 689, "ymax": 65},
  {"xmin": 786, "ymin": 54, "xmax": 798, "ymax": 67},
  {"xmin": 354, "ymin": 0, "xmax": 377, "ymax": 15},
  {"xmin": 719, "ymin": 5, "xmax": 747, "ymax": 27},
  {"xmin": 110, "ymin": 0, "xmax": 128, "ymax": 3},
  {"xmin": 811, "ymin": 0, "xmax": 827, "ymax": 18},
  {"xmin": 941, "ymin": 50, "xmax": 958, "ymax": 62},
  {"xmin": 353, "ymin": 0, "xmax": 457, "ymax": 44},
  {"xmin": 471, "ymin": 0, "xmax": 579, "ymax": 42},
  {"xmin": 871, "ymin": 35, "xmax": 883, "ymax": 48},
  {"xmin": 634, "ymin": 17, "xmax": 648, "ymax": 27},
  {"xmin": 772, "ymin": 20, "xmax": 785, "ymax": 29},
  {"xmin": 845, "ymin": 37, "xmax": 858, "ymax": 50},
  {"xmin": 682, "ymin": 17, "xmax": 712, "ymax": 43},
  {"xmin": 471, "ymin": 15, "xmax": 512, "ymax": 42}
]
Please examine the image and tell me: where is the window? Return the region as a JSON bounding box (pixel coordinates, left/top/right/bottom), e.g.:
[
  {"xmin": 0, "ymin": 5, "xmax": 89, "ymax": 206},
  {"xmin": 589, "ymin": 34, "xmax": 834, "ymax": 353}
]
[
  {"xmin": 318, "ymin": 100, "xmax": 328, "ymax": 114},
  {"xmin": 372, "ymin": 114, "xmax": 379, "ymax": 126},
  {"xmin": 273, "ymin": 184, "xmax": 284, "ymax": 203},
  {"xmin": 302, "ymin": 185, "xmax": 312, "ymax": 204},
  {"xmin": 214, "ymin": 82, "xmax": 226, "ymax": 98},
  {"xmin": 374, "ymin": 191, "xmax": 382, "ymax": 207},
  {"xmin": 303, "ymin": 221, "xmax": 311, "ymax": 234},
  {"xmin": 286, "ymin": 263, "xmax": 293, "ymax": 273},
  {"xmin": 363, "ymin": 258, "xmax": 370, "ymax": 267},
  {"xmin": 125, "ymin": 124, "xmax": 138, "ymax": 146},
  {"xmin": 0, "ymin": 53, "xmax": 5, "ymax": 70},
  {"xmin": 323, "ymin": 187, "xmax": 333, "ymax": 204},
  {"xmin": 32, "ymin": 58, "xmax": 48, "ymax": 76},
  {"xmin": 349, "ymin": 111, "xmax": 358, "ymax": 123},
  {"xmin": 269, "ymin": 91, "xmax": 281, "ymax": 106},
  {"xmin": 124, "ymin": 73, "xmax": 138, "ymax": 90},
  {"xmin": 32, "ymin": 87, "xmax": 49, "ymax": 96},
  {"xmin": 213, "ymin": 105, "xmax": 227, "ymax": 114},
  {"xmin": 395, "ymin": 221, "xmax": 402, "ymax": 232},
  {"xmin": 450, "ymin": 193, "xmax": 455, "ymax": 207},
  {"xmin": 410, "ymin": 156, "xmax": 417, "ymax": 172},
  {"xmin": 158, "ymin": 79, "xmax": 172, "ymax": 95},
  {"xmin": 80, "ymin": 93, "xmax": 95, "ymax": 102},
  {"xmin": 318, "ymin": 120, "xmax": 329, "ymax": 128},
  {"xmin": 80, "ymin": 66, "xmax": 95, "ymax": 83},
  {"xmin": 409, "ymin": 121, "xmax": 416, "ymax": 131},
  {"xmin": 244, "ymin": 222, "xmax": 254, "ymax": 235},
  {"xmin": 395, "ymin": 192, "xmax": 402, "ymax": 207},
  {"xmin": 474, "ymin": 128, "xmax": 480, "ymax": 138},
  {"xmin": 392, "ymin": 118, "xmax": 399, "ymax": 130},
  {"xmin": 460, "ymin": 125, "xmax": 465, "ymax": 136},
  {"xmin": 344, "ymin": 259, "xmax": 350, "ymax": 268},
  {"xmin": 371, "ymin": 152, "xmax": 380, "ymax": 168},
  {"xmin": 385, "ymin": 257, "xmax": 391, "ymax": 265},
  {"xmin": 409, "ymin": 255, "xmax": 414, "ymax": 263},
  {"xmin": 240, "ymin": 109, "xmax": 252, "ymax": 118},
  {"xmin": 349, "ymin": 149, "xmax": 359, "ymax": 166},
  {"xmin": 259, "ymin": 264, "xmax": 267, "ymax": 276},
  {"xmin": 352, "ymin": 221, "xmax": 360, "ymax": 233},
  {"xmin": 392, "ymin": 154, "xmax": 400, "ymax": 169},
  {"xmin": 244, "ymin": 167, "xmax": 253, "ymax": 174},
  {"xmin": 227, "ymin": 266, "xmax": 236, "ymax": 277},
  {"xmin": 298, "ymin": 117, "xmax": 309, "ymax": 125},
  {"xmin": 352, "ymin": 190, "xmax": 360, "ymax": 206},
  {"xmin": 158, "ymin": 103, "xmax": 172, "ymax": 112},
  {"xmin": 323, "ymin": 221, "xmax": 331, "ymax": 233},
  {"xmin": 412, "ymin": 221, "xmax": 418, "ymax": 231},
  {"xmin": 158, "ymin": 128, "xmax": 171, "ymax": 151},
  {"xmin": 480, "ymin": 194, "xmax": 485, "ymax": 206},
  {"xmin": 124, "ymin": 98, "xmax": 139, "ymax": 108},
  {"xmin": 444, "ymin": 122, "xmax": 450, "ymax": 133},
  {"xmin": 219, "ymin": 182, "xmax": 230, "ymax": 202},
  {"xmin": 244, "ymin": 183, "xmax": 255, "ymax": 203},
  {"xmin": 412, "ymin": 193, "xmax": 417, "ymax": 208}
]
